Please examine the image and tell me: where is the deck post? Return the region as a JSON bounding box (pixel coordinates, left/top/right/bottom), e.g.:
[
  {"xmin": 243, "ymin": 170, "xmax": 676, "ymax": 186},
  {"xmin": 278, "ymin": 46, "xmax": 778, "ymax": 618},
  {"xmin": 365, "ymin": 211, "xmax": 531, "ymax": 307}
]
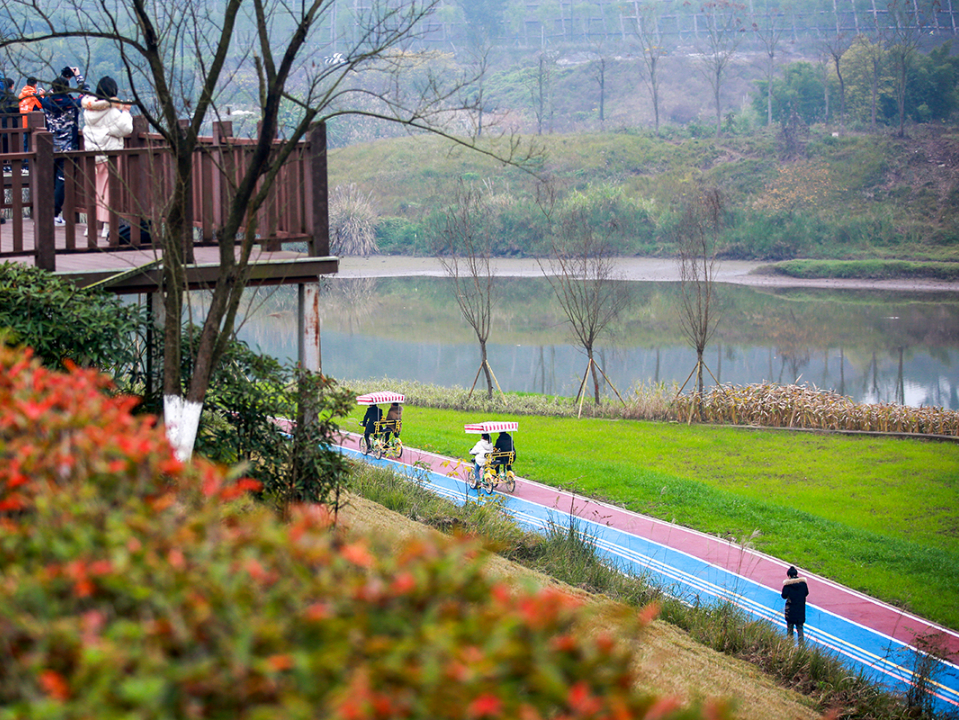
[
  {"xmin": 297, "ymin": 281, "xmax": 321, "ymax": 373},
  {"xmin": 33, "ymin": 131, "xmax": 56, "ymax": 271},
  {"xmin": 307, "ymin": 123, "xmax": 329, "ymax": 258}
]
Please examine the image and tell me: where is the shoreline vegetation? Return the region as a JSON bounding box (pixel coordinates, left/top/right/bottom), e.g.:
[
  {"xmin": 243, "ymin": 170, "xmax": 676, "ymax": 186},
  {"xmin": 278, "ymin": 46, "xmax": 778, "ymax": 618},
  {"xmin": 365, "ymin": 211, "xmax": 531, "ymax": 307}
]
[{"xmin": 330, "ymin": 129, "xmax": 959, "ymax": 271}]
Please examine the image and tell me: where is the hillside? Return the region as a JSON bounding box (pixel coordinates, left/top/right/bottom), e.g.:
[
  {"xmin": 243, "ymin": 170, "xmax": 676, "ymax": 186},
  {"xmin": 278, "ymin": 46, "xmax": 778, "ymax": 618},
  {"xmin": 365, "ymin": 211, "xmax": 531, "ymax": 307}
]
[
  {"xmin": 327, "ymin": 127, "xmax": 959, "ymax": 261},
  {"xmin": 340, "ymin": 493, "xmax": 821, "ymax": 720}
]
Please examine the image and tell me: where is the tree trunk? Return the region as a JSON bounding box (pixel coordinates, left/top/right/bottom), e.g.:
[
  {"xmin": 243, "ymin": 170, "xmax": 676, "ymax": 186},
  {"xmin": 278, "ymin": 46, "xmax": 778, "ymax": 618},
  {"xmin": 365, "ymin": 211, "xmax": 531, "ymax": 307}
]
[
  {"xmin": 589, "ymin": 348, "xmax": 601, "ymax": 405},
  {"xmin": 481, "ymin": 341, "xmax": 493, "ymax": 400},
  {"xmin": 651, "ymin": 57, "xmax": 660, "ymax": 134},
  {"xmin": 162, "ymin": 148, "xmax": 201, "ymax": 461},
  {"xmin": 696, "ymin": 349, "xmax": 705, "ymax": 396},
  {"xmin": 714, "ymin": 71, "xmax": 723, "ymax": 137}
]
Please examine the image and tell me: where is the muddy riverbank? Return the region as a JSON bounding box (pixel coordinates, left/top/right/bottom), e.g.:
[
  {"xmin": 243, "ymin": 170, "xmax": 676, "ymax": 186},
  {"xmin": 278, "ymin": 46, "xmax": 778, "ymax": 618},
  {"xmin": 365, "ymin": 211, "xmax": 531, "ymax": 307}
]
[{"xmin": 335, "ymin": 256, "xmax": 959, "ymax": 293}]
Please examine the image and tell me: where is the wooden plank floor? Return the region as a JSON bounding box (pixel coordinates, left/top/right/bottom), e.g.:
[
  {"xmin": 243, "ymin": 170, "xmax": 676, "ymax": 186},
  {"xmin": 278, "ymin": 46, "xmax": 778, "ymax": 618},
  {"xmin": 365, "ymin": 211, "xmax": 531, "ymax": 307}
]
[{"xmin": 1, "ymin": 218, "xmax": 338, "ymax": 290}]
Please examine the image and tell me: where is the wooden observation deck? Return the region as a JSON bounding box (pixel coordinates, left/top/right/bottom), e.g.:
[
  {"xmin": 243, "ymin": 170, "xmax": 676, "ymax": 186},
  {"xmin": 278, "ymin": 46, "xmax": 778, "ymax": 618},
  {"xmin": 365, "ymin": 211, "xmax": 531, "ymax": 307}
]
[
  {"xmin": 0, "ymin": 113, "xmax": 338, "ymax": 293},
  {"xmin": 1, "ymin": 113, "xmax": 337, "ymax": 370}
]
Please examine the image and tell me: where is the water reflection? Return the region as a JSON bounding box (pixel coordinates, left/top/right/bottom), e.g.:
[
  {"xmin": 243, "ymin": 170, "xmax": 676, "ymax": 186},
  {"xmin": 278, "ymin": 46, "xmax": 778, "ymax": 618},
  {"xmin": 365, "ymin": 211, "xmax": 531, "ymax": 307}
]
[{"xmin": 234, "ymin": 277, "xmax": 959, "ymax": 410}]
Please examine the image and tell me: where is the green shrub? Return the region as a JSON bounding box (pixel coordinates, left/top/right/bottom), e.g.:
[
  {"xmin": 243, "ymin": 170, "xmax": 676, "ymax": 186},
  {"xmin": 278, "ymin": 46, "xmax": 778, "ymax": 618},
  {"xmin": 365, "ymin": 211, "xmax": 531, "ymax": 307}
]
[
  {"xmin": 187, "ymin": 336, "xmax": 355, "ymax": 510},
  {"xmin": 0, "ymin": 262, "xmax": 147, "ymax": 376}
]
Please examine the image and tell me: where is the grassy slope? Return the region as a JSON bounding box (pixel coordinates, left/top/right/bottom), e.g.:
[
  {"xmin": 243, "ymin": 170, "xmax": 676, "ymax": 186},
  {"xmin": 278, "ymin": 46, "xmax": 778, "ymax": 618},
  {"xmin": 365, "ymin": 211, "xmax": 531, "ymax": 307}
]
[
  {"xmin": 341, "ymin": 493, "xmax": 820, "ymax": 720},
  {"xmin": 345, "ymin": 405, "xmax": 959, "ymax": 630},
  {"xmin": 328, "ymin": 127, "xmax": 959, "ymax": 262}
]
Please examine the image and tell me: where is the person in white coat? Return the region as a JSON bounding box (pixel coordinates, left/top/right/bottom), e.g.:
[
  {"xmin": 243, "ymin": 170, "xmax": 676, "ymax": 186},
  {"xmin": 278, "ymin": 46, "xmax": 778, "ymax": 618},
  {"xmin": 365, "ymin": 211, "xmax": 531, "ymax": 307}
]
[
  {"xmin": 468, "ymin": 433, "xmax": 493, "ymax": 488},
  {"xmin": 82, "ymin": 76, "xmax": 133, "ymax": 237}
]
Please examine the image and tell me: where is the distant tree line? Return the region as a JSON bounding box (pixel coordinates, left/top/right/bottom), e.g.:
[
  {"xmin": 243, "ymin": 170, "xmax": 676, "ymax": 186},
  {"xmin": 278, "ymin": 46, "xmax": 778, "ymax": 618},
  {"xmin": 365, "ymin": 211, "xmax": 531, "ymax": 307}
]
[{"xmin": 753, "ymin": 40, "xmax": 959, "ymax": 127}]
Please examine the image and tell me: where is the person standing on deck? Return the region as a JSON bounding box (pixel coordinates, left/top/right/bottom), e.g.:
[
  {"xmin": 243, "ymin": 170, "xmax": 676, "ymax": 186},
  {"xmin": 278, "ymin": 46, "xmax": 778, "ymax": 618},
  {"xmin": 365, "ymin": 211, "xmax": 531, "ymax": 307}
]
[
  {"xmin": 81, "ymin": 76, "xmax": 133, "ymax": 238},
  {"xmin": 40, "ymin": 71, "xmax": 87, "ymax": 225}
]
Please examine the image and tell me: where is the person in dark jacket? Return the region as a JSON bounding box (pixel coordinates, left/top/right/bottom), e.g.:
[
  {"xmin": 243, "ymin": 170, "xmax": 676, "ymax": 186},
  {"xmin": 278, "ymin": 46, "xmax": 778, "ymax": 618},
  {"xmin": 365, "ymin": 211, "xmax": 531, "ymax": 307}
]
[
  {"xmin": 0, "ymin": 76, "xmax": 18, "ymax": 158},
  {"xmin": 361, "ymin": 404, "xmax": 383, "ymax": 453},
  {"xmin": 781, "ymin": 565, "xmax": 809, "ymax": 644},
  {"xmin": 40, "ymin": 70, "xmax": 88, "ymax": 223},
  {"xmin": 493, "ymin": 431, "xmax": 515, "ymax": 472}
]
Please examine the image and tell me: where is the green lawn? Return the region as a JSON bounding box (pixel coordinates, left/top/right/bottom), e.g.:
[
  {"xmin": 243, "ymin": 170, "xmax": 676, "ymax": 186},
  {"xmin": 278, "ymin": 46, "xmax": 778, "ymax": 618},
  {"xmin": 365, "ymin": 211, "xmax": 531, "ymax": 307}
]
[{"xmin": 346, "ymin": 405, "xmax": 959, "ymax": 630}]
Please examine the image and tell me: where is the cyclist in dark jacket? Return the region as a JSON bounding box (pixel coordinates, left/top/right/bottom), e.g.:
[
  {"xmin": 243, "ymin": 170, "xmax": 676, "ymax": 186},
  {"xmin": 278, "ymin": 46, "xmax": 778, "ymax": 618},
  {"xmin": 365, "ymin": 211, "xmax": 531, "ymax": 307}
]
[{"xmin": 361, "ymin": 404, "xmax": 383, "ymax": 453}]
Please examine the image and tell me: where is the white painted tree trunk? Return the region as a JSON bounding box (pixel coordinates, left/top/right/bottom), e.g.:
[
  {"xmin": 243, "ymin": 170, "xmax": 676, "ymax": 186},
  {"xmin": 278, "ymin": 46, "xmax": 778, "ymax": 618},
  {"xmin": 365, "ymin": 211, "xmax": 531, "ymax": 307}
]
[{"xmin": 164, "ymin": 395, "xmax": 203, "ymax": 462}]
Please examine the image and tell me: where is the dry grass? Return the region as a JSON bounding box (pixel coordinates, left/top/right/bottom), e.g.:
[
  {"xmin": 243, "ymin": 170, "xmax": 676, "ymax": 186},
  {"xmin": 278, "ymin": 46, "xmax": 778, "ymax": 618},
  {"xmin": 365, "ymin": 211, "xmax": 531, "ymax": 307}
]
[
  {"xmin": 675, "ymin": 383, "xmax": 959, "ymax": 437},
  {"xmin": 339, "ymin": 492, "xmax": 821, "ymax": 720}
]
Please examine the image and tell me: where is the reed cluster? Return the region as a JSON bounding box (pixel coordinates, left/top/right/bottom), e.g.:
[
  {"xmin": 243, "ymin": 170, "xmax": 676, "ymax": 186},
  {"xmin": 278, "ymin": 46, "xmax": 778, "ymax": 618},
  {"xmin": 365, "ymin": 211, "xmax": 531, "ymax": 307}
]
[{"xmin": 675, "ymin": 383, "xmax": 959, "ymax": 437}]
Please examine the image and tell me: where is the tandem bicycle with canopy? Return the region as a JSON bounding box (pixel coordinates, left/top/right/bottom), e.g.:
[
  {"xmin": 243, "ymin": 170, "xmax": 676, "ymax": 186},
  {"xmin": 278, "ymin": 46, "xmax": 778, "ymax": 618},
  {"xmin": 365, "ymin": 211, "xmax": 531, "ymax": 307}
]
[
  {"xmin": 465, "ymin": 420, "xmax": 517, "ymax": 494},
  {"xmin": 357, "ymin": 391, "xmax": 404, "ymax": 460}
]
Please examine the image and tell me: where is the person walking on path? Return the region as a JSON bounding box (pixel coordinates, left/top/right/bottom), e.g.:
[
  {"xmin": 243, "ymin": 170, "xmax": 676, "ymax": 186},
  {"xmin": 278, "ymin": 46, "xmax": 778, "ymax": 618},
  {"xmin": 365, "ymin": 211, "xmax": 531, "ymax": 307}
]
[
  {"xmin": 782, "ymin": 565, "xmax": 809, "ymax": 644},
  {"xmin": 81, "ymin": 76, "xmax": 133, "ymax": 237}
]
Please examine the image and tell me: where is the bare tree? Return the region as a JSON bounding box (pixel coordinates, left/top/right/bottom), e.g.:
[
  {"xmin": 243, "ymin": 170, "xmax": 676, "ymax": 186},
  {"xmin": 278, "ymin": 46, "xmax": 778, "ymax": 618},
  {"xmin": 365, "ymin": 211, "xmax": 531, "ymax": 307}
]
[
  {"xmin": 697, "ymin": 0, "xmax": 746, "ymax": 137},
  {"xmin": 528, "ymin": 51, "xmax": 557, "ymax": 135},
  {"xmin": 676, "ymin": 187, "xmax": 724, "ymax": 403},
  {"xmin": 821, "ymin": 32, "xmax": 852, "ymax": 133},
  {"xmin": 884, "ymin": 0, "xmax": 930, "ymax": 137},
  {"xmin": 632, "ymin": 2, "xmax": 668, "ymax": 134},
  {"xmin": 593, "ymin": 51, "xmax": 608, "ymax": 131},
  {"xmin": 753, "ymin": 12, "xmax": 785, "ymax": 126},
  {"xmin": 538, "ymin": 185, "xmax": 630, "ymax": 408},
  {"xmin": 0, "ymin": 0, "xmax": 535, "ymax": 457},
  {"xmin": 432, "ymin": 180, "xmax": 498, "ymax": 400}
]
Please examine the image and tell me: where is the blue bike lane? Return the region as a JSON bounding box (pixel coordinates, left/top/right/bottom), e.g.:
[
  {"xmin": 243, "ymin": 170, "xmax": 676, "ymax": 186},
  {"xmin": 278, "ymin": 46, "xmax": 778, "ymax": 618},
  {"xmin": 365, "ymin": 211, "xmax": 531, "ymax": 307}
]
[{"xmin": 338, "ymin": 434, "xmax": 959, "ymax": 713}]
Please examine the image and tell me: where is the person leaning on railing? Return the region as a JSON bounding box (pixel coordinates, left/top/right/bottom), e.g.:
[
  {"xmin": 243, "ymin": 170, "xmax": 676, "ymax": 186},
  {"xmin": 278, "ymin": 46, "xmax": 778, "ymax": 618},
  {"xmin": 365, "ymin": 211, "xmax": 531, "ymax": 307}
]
[
  {"xmin": 81, "ymin": 76, "xmax": 133, "ymax": 238},
  {"xmin": 40, "ymin": 68, "xmax": 88, "ymax": 225},
  {"xmin": 0, "ymin": 76, "xmax": 18, "ymax": 160}
]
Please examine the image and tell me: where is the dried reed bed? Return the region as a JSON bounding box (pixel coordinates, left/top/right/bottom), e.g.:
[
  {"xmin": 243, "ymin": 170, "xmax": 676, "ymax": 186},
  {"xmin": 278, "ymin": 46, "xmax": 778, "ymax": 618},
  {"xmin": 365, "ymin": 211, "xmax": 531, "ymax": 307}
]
[
  {"xmin": 674, "ymin": 384, "xmax": 959, "ymax": 438},
  {"xmin": 343, "ymin": 379, "xmax": 959, "ymax": 439}
]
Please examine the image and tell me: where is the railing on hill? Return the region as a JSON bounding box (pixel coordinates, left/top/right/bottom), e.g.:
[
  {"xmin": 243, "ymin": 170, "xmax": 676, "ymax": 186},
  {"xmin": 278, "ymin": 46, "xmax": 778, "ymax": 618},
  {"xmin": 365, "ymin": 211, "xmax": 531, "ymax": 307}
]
[{"xmin": 0, "ymin": 112, "xmax": 329, "ymax": 271}]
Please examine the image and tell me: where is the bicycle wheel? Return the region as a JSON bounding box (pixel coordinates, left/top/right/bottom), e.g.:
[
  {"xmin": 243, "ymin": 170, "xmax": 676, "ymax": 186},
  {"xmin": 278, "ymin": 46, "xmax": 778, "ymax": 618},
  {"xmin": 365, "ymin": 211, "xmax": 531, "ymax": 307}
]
[
  {"xmin": 391, "ymin": 439, "xmax": 403, "ymax": 459},
  {"xmin": 504, "ymin": 471, "xmax": 515, "ymax": 493},
  {"xmin": 373, "ymin": 439, "xmax": 385, "ymax": 460},
  {"xmin": 481, "ymin": 469, "xmax": 495, "ymax": 495}
]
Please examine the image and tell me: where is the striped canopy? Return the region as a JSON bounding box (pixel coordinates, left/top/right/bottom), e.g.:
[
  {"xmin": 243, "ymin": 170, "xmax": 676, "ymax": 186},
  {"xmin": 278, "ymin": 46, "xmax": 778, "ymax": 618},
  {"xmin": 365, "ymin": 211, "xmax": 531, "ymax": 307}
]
[
  {"xmin": 356, "ymin": 391, "xmax": 405, "ymax": 406},
  {"xmin": 464, "ymin": 421, "xmax": 519, "ymax": 434}
]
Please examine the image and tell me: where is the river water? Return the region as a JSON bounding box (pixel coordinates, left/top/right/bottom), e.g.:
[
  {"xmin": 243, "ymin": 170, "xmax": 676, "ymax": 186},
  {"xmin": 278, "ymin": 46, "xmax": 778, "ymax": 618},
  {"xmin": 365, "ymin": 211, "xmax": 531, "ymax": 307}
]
[{"xmin": 233, "ymin": 274, "xmax": 959, "ymax": 410}]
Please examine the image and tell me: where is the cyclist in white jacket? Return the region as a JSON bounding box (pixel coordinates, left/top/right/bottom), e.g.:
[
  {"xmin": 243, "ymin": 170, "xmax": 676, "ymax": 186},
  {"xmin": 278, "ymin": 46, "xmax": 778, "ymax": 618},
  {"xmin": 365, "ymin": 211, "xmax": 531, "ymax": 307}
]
[
  {"xmin": 82, "ymin": 76, "xmax": 133, "ymax": 237},
  {"xmin": 468, "ymin": 433, "xmax": 493, "ymax": 488}
]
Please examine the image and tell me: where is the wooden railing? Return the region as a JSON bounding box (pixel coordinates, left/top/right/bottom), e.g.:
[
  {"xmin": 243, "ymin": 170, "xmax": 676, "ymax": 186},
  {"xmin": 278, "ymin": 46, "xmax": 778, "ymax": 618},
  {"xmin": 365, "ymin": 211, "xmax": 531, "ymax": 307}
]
[{"xmin": 0, "ymin": 113, "xmax": 329, "ymax": 271}]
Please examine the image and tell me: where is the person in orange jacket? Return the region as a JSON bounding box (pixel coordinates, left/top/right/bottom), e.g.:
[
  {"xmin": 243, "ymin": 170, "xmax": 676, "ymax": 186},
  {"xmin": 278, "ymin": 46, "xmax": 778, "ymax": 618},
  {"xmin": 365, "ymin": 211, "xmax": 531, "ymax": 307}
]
[
  {"xmin": 18, "ymin": 77, "xmax": 43, "ymax": 125},
  {"xmin": 18, "ymin": 77, "xmax": 43, "ymax": 154}
]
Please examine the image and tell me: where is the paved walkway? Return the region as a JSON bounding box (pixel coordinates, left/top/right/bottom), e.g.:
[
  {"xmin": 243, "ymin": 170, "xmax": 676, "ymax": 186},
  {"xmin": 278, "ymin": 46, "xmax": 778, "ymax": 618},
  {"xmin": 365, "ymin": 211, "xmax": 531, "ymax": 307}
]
[{"xmin": 338, "ymin": 431, "xmax": 959, "ymax": 712}]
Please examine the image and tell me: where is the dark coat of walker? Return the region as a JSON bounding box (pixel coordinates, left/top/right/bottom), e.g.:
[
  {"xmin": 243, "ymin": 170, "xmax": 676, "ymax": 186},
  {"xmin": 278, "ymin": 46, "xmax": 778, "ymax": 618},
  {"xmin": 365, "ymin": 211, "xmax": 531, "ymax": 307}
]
[{"xmin": 781, "ymin": 566, "xmax": 809, "ymax": 642}]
